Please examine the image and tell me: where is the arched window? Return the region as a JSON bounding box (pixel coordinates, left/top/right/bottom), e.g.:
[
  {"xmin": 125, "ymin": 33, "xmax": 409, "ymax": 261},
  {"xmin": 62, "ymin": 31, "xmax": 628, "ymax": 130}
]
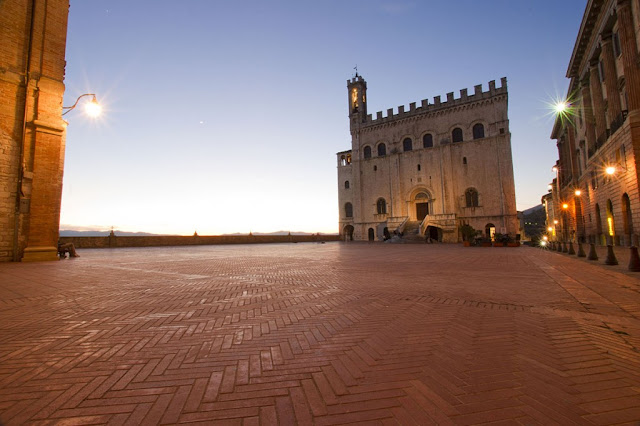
[
  {"xmin": 340, "ymin": 155, "xmax": 346, "ymax": 166},
  {"xmin": 473, "ymin": 123, "xmax": 485, "ymax": 140},
  {"xmin": 452, "ymin": 128, "xmax": 463, "ymax": 143},
  {"xmin": 345, "ymin": 202, "xmax": 353, "ymax": 218},
  {"xmin": 463, "ymin": 157, "xmax": 467, "ymax": 165},
  {"xmin": 363, "ymin": 146, "xmax": 372, "ymax": 159},
  {"xmin": 423, "ymin": 134, "xmax": 433, "ymax": 148},
  {"xmin": 403, "ymin": 137, "xmax": 413, "ymax": 152},
  {"xmin": 417, "ymin": 164, "xmax": 421, "ymax": 171},
  {"xmin": 376, "ymin": 198, "xmax": 387, "ymax": 214},
  {"xmin": 377, "ymin": 143, "xmax": 386, "ymax": 156},
  {"xmin": 344, "ymin": 181, "xmax": 350, "ymax": 189},
  {"xmin": 465, "ymin": 188, "xmax": 479, "ymax": 207}
]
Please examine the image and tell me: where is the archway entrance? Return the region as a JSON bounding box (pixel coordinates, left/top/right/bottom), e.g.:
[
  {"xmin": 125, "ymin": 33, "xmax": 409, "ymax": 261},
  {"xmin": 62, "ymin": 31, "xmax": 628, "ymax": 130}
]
[
  {"xmin": 425, "ymin": 226, "xmax": 440, "ymax": 242},
  {"xmin": 343, "ymin": 225, "xmax": 354, "ymax": 241},
  {"xmin": 411, "ymin": 190, "xmax": 431, "ymax": 221},
  {"xmin": 368, "ymin": 228, "xmax": 375, "ymax": 242},
  {"xmin": 416, "ymin": 203, "xmax": 429, "ymax": 221},
  {"xmin": 485, "ymin": 223, "xmax": 496, "ymax": 241}
]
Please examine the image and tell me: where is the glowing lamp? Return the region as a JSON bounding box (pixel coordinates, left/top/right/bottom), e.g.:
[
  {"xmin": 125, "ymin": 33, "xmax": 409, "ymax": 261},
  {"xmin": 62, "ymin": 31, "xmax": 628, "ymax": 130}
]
[
  {"xmin": 547, "ymin": 184, "xmax": 553, "ymax": 191},
  {"xmin": 553, "ymin": 220, "xmax": 559, "ymax": 225},
  {"xmin": 540, "ymin": 240, "xmax": 547, "ymax": 247},
  {"xmin": 574, "ymin": 189, "xmax": 581, "ymax": 196},
  {"xmin": 605, "ymin": 166, "xmax": 616, "ymax": 175},
  {"xmin": 542, "ymin": 235, "xmax": 548, "ymax": 241},
  {"xmin": 548, "ymin": 227, "xmax": 553, "ymax": 232},
  {"xmin": 562, "ymin": 203, "xmax": 569, "ymax": 209},
  {"xmin": 63, "ymin": 93, "xmax": 101, "ymax": 117},
  {"xmin": 552, "ymin": 166, "xmax": 558, "ymax": 173},
  {"xmin": 84, "ymin": 96, "xmax": 102, "ymax": 117},
  {"xmin": 554, "ymin": 101, "xmax": 569, "ymax": 114}
]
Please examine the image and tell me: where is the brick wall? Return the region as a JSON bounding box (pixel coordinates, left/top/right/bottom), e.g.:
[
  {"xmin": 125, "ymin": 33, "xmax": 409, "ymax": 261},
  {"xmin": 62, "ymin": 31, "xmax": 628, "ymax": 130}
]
[{"xmin": 0, "ymin": 0, "xmax": 70, "ymax": 261}]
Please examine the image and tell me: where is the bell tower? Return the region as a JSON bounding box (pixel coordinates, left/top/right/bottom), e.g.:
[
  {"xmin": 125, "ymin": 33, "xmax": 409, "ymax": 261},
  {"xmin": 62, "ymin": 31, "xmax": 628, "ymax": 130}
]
[{"xmin": 347, "ymin": 73, "xmax": 367, "ymax": 128}]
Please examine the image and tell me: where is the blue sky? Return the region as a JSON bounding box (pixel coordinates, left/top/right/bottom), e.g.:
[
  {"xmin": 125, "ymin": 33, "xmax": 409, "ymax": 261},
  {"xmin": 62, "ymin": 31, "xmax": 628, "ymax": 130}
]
[{"xmin": 61, "ymin": 0, "xmax": 586, "ymax": 235}]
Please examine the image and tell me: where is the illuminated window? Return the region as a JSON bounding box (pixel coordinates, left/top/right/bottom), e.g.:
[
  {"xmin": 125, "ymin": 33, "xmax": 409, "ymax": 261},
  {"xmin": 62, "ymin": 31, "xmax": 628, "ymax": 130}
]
[{"xmin": 452, "ymin": 128, "xmax": 463, "ymax": 143}]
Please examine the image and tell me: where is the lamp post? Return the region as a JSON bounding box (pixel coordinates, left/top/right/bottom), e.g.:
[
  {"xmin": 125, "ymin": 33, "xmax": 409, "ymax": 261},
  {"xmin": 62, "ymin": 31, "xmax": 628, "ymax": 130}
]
[{"xmin": 62, "ymin": 93, "xmax": 101, "ymax": 117}]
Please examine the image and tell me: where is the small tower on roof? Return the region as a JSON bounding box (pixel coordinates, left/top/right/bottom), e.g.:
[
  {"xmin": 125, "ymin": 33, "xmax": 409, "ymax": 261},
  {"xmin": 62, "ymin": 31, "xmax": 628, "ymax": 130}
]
[{"xmin": 347, "ymin": 72, "xmax": 367, "ymax": 127}]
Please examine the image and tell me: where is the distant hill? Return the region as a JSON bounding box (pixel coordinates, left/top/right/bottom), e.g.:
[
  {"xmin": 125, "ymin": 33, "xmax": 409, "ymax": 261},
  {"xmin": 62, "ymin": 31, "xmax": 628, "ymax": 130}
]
[
  {"xmin": 521, "ymin": 204, "xmax": 544, "ymax": 216},
  {"xmin": 59, "ymin": 230, "xmax": 161, "ymax": 237}
]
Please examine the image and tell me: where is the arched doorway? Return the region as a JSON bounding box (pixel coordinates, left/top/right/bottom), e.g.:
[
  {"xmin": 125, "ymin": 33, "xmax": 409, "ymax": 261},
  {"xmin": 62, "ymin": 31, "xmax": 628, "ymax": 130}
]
[
  {"xmin": 622, "ymin": 193, "xmax": 633, "ymax": 246},
  {"xmin": 606, "ymin": 199, "xmax": 616, "ymax": 245},
  {"xmin": 343, "ymin": 225, "xmax": 354, "ymax": 241},
  {"xmin": 485, "ymin": 223, "xmax": 496, "ymax": 241},
  {"xmin": 368, "ymin": 228, "xmax": 375, "ymax": 242},
  {"xmin": 414, "ymin": 191, "xmax": 430, "ymax": 221},
  {"xmin": 425, "ymin": 226, "xmax": 440, "ymax": 242}
]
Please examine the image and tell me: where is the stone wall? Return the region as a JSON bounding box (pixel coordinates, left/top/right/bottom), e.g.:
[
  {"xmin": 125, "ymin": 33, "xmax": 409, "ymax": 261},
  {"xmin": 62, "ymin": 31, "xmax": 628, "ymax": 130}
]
[{"xmin": 59, "ymin": 234, "xmax": 341, "ymax": 249}]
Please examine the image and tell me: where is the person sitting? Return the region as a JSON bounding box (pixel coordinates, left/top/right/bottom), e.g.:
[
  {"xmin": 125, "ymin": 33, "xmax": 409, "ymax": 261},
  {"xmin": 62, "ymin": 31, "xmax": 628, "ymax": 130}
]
[{"xmin": 58, "ymin": 241, "xmax": 80, "ymax": 258}]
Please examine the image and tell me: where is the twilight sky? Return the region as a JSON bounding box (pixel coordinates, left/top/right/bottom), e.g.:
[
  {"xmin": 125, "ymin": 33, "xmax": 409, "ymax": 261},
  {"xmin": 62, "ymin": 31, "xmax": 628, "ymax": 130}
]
[{"xmin": 61, "ymin": 0, "xmax": 587, "ymax": 235}]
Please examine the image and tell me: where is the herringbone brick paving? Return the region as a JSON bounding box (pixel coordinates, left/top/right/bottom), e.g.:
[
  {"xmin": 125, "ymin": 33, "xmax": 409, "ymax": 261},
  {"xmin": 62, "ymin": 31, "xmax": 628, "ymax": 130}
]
[{"xmin": 1, "ymin": 243, "xmax": 639, "ymax": 425}]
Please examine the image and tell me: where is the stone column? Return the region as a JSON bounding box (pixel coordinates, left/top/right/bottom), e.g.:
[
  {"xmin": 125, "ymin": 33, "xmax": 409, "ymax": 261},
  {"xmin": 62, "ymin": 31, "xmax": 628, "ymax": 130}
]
[
  {"xmin": 601, "ymin": 34, "xmax": 623, "ymax": 125},
  {"xmin": 581, "ymin": 78, "xmax": 597, "ymax": 154},
  {"xmin": 589, "ymin": 60, "xmax": 608, "ymax": 146},
  {"xmin": 617, "ymin": 0, "xmax": 640, "ymax": 112}
]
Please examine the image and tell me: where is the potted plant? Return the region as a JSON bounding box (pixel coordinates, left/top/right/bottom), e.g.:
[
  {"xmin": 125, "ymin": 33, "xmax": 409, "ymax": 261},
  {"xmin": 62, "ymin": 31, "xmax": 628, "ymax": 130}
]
[{"xmin": 459, "ymin": 224, "xmax": 477, "ymax": 247}]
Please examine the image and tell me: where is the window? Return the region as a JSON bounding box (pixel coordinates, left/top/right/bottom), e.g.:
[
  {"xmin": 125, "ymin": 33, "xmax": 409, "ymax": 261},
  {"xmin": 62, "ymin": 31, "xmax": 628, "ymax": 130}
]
[
  {"xmin": 340, "ymin": 154, "xmax": 351, "ymax": 166},
  {"xmin": 403, "ymin": 137, "xmax": 413, "ymax": 152},
  {"xmin": 613, "ymin": 31, "xmax": 622, "ymax": 57},
  {"xmin": 376, "ymin": 198, "xmax": 387, "ymax": 214},
  {"xmin": 465, "ymin": 188, "xmax": 479, "ymax": 207},
  {"xmin": 472, "ymin": 123, "xmax": 485, "ymax": 139},
  {"xmin": 344, "ymin": 181, "xmax": 350, "ymax": 189},
  {"xmin": 452, "ymin": 128, "xmax": 463, "ymax": 143},
  {"xmin": 598, "ymin": 60, "xmax": 605, "ymax": 82},
  {"xmin": 417, "ymin": 164, "xmax": 421, "ymax": 171},
  {"xmin": 345, "ymin": 202, "xmax": 353, "ymax": 218},
  {"xmin": 363, "ymin": 146, "xmax": 371, "ymax": 159},
  {"xmin": 377, "ymin": 143, "xmax": 386, "ymax": 156},
  {"xmin": 463, "ymin": 157, "xmax": 467, "ymax": 165},
  {"xmin": 374, "ymin": 165, "xmax": 377, "ymax": 171},
  {"xmin": 423, "ymin": 134, "xmax": 433, "ymax": 148}
]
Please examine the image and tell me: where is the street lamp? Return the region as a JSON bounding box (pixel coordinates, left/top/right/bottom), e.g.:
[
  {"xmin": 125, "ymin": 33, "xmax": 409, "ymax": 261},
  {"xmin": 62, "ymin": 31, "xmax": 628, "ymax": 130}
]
[{"xmin": 62, "ymin": 93, "xmax": 101, "ymax": 117}]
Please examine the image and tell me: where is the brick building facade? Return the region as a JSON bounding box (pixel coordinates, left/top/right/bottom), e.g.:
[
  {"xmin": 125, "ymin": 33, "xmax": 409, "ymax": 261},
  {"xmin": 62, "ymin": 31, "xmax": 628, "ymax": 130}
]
[
  {"xmin": 550, "ymin": 0, "xmax": 640, "ymax": 247},
  {"xmin": 0, "ymin": 0, "xmax": 70, "ymax": 261},
  {"xmin": 337, "ymin": 75, "xmax": 518, "ymax": 242}
]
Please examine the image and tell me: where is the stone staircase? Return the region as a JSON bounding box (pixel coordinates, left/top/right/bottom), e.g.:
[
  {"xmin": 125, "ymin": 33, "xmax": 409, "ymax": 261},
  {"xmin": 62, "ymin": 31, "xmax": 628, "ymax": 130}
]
[{"xmin": 399, "ymin": 220, "xmax": 425, "ymax": 243}]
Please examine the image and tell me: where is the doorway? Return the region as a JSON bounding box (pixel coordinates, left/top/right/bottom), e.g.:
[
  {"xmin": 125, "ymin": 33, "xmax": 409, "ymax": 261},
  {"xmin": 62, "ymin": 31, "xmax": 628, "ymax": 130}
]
[
  {"xmin": 416, "ymin": 202, "xmax": 429, "ymax": 221},
  {"xmin": 368, "ymin": 228, "xmax": 375, "ymax": 241}
]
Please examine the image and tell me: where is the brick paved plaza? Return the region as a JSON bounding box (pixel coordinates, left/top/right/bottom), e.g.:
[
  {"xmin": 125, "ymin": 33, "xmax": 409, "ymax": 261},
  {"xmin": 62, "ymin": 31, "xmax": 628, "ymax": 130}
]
[{"xmin": 1, "ymin": 243, "xmax": 639, "ymax": 425}]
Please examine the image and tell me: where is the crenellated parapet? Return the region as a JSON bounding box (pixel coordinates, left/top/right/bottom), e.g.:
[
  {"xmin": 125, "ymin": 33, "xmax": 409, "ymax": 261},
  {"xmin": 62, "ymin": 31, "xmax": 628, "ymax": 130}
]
[{"xmin": 363, "ymin": 78, "xmax": 507, "ymax": 126}]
